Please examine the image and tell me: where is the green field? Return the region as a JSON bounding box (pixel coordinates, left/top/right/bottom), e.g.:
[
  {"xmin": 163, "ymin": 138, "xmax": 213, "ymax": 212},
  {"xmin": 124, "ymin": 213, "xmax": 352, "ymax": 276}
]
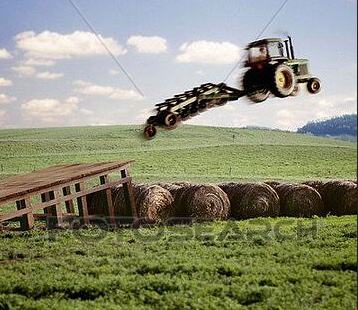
[
  {"xmin": 0, "ymin": 125, "xmax": 357, "ymax": 309},
  {"xmin": 0, "ymin": 125, "xmax": 356, "ymax": 182}
]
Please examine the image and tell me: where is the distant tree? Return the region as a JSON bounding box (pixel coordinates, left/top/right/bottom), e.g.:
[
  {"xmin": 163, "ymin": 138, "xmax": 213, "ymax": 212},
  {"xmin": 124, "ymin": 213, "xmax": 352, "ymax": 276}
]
[{"xmin": 297, "ymin": 114, "xmax": 357, "ymax": 136}]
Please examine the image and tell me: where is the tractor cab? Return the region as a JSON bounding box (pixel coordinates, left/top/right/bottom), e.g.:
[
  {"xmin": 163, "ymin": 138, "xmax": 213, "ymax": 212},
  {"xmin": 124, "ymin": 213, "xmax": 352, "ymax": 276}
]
[{"xmin": 245, "ymin": 38, "xmax": 288, "ymax": 68}]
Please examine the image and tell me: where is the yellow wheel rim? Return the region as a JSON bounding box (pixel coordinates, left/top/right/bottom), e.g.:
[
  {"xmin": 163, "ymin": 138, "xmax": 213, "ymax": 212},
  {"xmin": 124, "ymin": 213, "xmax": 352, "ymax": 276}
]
[{"xmin": 277, "ymin": 71, "xmax": 287, "ymax": 88}]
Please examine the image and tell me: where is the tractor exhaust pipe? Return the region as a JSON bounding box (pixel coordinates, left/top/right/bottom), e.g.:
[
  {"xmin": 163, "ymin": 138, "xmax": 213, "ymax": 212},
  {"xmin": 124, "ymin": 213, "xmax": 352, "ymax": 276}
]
[
  {"xmin": 288, "ymin": 36, "xmax": 295, "ymax": 59},
  {"xmin": 284, "ymin": 40, "xmax": 290, "ymax": 58}
]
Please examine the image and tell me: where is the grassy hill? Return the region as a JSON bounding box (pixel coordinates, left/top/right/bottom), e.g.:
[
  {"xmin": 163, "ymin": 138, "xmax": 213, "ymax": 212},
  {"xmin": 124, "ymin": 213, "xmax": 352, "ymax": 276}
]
[
  {"xmin": 0, "ymin": 124, "xmax": 356, "ymax": 183},
  {"xmin": 0, "ymin": 125, "xmax": 356, "ymax": 310}
]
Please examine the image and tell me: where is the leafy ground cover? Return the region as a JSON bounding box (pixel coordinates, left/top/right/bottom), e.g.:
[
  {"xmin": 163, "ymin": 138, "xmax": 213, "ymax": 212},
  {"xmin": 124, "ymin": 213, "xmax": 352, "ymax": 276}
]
[
  {"xmin": 0, "ymin": 216, "xmax": 356, "ymax": 310},
  {"xmin": 0, "ymin": 125, "xmax": 356, "ymax": 309}
]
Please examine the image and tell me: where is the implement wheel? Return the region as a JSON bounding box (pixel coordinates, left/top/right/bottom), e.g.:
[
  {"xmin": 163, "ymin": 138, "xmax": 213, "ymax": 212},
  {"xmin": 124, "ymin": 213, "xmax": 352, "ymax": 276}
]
[
  {"xmin": 143, "ymin": 124, "xmax": 157, "ymax": 139},
  {"xmin": 162, "ymin": 112, "xmax": 179, "ymax": 130}
]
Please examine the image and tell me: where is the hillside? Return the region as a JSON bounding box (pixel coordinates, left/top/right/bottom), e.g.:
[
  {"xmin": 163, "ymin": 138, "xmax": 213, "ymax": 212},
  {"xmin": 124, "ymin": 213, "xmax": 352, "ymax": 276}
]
[
  {"xmin": 0, "ymin": 125, "xmax": 356, "ymax": 310},
  {"xmin": 0, "ymin": 125, "xmax": 356, "ymax": 183},
  {"xmin": 297, "ymin": 114, "xmax": 357, "ymax": 141}
]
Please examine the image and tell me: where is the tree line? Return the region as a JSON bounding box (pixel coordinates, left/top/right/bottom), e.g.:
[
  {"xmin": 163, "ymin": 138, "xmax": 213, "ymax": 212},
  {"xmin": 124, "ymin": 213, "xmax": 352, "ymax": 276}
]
[{"xmin": 297, "ymin": 114, "xmax": 357, "ymax": 137}]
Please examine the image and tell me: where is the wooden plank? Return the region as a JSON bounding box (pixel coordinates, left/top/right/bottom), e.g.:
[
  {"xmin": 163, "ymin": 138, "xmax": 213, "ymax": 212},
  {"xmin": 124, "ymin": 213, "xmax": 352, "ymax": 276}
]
[
  {"xmin": 0, "ymin": 161, "xmax": 136, "ymax": 230},
  {"xmin": 16, "ymin": 198, "xmax": 34, "ymax": 230},
  {"xmin": 0, "ymin": 161, "xmax": 133, "ymax": 203},
  {"xmin": 75, "ymin": 182, "xmax": 90, "ymax": 225},
  {"xmin": 0, "ymin": 177, "xmax": 131, "ymax": 223},
  {"xmin": 120, "ymin": 168, "xmax": 138, "ymax": 221},
  {"xmin": 100, "ymin": 175, "xmax": 116, "ymax": 228},
  {"xmin": 62, "ymin": 186, "xmax": 75, "ymax": 213}
]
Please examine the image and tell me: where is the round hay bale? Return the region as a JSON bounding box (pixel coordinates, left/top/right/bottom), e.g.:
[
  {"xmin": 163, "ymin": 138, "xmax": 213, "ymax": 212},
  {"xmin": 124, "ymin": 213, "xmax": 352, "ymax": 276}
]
[
  {"xmin": 272, "ymin": 183, "xmax": 324, "ymax": 217},
  {"xmin": 155, "ymin": 182, "xmax": 191, "ymax": 193},
  {"xmin": 86, "ymin": 189, "xmax": 108, "ymax": 215},
  {"xmin": 264, "ymin": 181, "xmax": 282, "ymax": 188},
  {"xmin": 171, "ymin": 184, "xmax": 230, "ymax": 222},
  {"xmin": 301, "ymin": 180, "xmax": 325, "ymax": 192},
  {"xmin": 113, "ymin": 184, "xmax": 175, "ymax": 222},
  {"xmin": 219, "ymin": 182, "xmax": 280, "ymax": 219},
  {"xmin": 317, "ymin": 180, "xmax": 357, "ymax": 215}
]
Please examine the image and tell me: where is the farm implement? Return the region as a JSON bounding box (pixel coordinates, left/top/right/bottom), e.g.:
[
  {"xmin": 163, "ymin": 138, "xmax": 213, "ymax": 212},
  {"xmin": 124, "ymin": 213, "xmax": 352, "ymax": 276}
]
[{"xmin": 143, "ymin": 36, "xmax": 321, "ymax": 139}]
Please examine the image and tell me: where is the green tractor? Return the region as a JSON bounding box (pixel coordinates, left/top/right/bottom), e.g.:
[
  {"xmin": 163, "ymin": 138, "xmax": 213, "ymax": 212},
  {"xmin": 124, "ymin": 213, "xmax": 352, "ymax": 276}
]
[
  {"xmin": 243, "ymin": 36, "xmax": 321, "ymax": 103},
  {"xmin": 143, "ymin": 36, "xmax": 321, "ymax": 138}
]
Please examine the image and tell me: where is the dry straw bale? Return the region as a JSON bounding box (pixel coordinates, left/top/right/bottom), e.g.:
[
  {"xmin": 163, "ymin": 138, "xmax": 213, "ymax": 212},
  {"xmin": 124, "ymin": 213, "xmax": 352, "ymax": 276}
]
[
  {"xmin": 301, "ymin": 180, "xmax": 325, "ymax": 191},
  {"xmin": 86, "ymin": 189, "xmax": 110, "ymax": 215},
  {"xmin": 169, "ymin": 184, "xmax": 230, "ymax": 221},
  {"xmin": 113, "ymin": 184, "xmax": 174, "ymax": 222},
  {"xmin": 271, "ymin": 183, "xmax": 324, "ymax": 217},
  {"xmin": 155, "ymin": 182, "xmax": 191, "ymax": 193},
  {"xmin": 264, "ymin": 181, "xmax": 282, "ymax": 188},
  {"xmin": 87, "ymin": 184, "xmax": 174, "ymax": 223},
  {"xmin": 219, "ymin": 182, "xmax": 280, "ymax": 219},
  {"xmin": 316, "ymin": 180, "xmax": 357, "ymax": 215}
]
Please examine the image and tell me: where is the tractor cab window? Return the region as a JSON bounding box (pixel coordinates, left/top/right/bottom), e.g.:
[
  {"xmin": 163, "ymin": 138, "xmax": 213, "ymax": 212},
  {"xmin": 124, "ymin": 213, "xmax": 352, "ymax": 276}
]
[
  {"xmin": 248, "ymin": 45, "xmax": 268, "ymax": 62},
  {"xmin": 267, "ymin": 42, "xmax": 284, "ymax": 58}
]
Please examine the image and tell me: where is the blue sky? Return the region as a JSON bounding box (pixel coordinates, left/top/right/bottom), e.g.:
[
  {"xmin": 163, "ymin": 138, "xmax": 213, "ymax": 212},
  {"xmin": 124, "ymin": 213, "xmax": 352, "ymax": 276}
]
[{"xmin": 0, "ymin": 0, "xmax": 356, "ymax": 130}]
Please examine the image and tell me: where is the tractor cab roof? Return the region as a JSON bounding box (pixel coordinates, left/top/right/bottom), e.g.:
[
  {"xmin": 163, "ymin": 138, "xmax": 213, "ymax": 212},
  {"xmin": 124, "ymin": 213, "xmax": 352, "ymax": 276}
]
[{"xmin": 246, "ymin": 38, "xmax": 283, "ymax": 49}]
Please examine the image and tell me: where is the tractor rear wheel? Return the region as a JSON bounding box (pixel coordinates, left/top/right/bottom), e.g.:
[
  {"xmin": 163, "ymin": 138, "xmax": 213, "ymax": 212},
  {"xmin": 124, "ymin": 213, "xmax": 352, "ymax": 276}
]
[
  {"xmin": 270, "ymin": 64, "xmax": 295, "ymax": 98},
  {"xmin": 307, "ymin": 77, "xmax": 321, "ymax": 94},
  {"xmin": 243, "ymin": 68, "xmax": 270, "ymax": 103}
]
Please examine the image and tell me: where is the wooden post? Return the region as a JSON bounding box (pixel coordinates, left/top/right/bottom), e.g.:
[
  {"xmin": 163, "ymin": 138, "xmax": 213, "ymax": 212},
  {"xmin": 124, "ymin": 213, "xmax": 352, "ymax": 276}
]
[
  {"xmin": 75, "ymin": 182, "xmax": 90, "ymax": 225},
  {"xmin": 53, "ymin": 190, "xmax": 64, "ymax": 228},
  {"xmin": 120, "ymin": 169, "xmax": 138, "ymax": 221},
  {"xmin": 41, "ymin": 190, "xmax": 64, "ymax": 229},
  {"xmin": 62, "ymin": 186, "xmax": 75, "ymax": 213},
  {"xmin": 41, "ymin": 192, "xmax": 52, "ymax": 214},
  {"xmin": 100, "ymin": 174, "xmax": 116, "ymax": 228},
  {"xmin": 16, "ymin": 198, "xmax": 34, "ymax": 230}
]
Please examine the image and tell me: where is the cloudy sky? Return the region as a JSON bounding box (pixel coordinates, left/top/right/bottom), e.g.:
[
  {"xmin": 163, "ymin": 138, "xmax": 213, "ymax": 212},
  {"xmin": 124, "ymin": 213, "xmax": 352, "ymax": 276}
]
[{"xmin": 0, "ymin": 0, "xmax": 356, "ymax": 130}]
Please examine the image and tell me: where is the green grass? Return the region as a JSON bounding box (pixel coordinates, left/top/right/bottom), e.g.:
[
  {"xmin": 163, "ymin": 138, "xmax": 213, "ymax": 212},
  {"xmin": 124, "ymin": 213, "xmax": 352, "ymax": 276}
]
[
  {"xmin": 0, "ymin": 217, "xmax": 356, "ymax": 310},
  {"xmin": 0, "ymin": 124, "xmax": 356, "ymax": 309},
  {"xmin": 0, "ymin": 125, "xmax": 356, "ymax": 182}
]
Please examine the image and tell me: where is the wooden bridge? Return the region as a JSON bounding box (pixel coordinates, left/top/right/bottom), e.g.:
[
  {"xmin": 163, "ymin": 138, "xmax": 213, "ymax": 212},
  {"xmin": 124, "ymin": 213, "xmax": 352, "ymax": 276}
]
[{"xmin": 0, "ymin": 161, "xmax": 137, "ymax": 230}]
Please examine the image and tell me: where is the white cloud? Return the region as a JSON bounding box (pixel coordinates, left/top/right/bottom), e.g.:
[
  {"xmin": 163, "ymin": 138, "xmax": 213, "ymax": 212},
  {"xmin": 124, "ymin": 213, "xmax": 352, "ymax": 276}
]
[
  {"xmin": 109, "ymin": 69, "xmax": 120, "ymax": 75},
  {"xmin": 73, "ymin": 80, "xmax": 144, "ymax": 101},
  {"xmin": 21, "ymin": 97, "xmax": 80, "ymax": 124},
  {"xmin": 36, "ymin": 71, "xmax": 64, "ymax": 80},
  {"xmin": 0, "ymin": 93, "xmax": 16, "ymax": 104},
  {"xmin": 109, "ymin": 89, "xmax": 146, "ymax": 101},
  {"xmin": 127, "ymin": 35, "xmax": 168, "ymax": 54},
  {"xmin": 0, "ymin": 77, "xmax": 13, "ymax": 87},
  {"xmin": 12, "ymin": 65, "xmax": 36, "ymax": 77},
  {"xmin": 15, "ymin": 30, "xmax": 127, "ymax": 62},
  {"xmin": 0, "ymin": 48, "xmax": 13, "ymax": 59},
  {"xmin": 176, "ymin": 40, "xmax": 241, "ymax": 65},
  {"xmin": 184, "ymin": 91, "xmax": 357, "ymax": 131},
  {"xmin": 24, "ymin": 58, "xmax": 56, "ymax": 67}
]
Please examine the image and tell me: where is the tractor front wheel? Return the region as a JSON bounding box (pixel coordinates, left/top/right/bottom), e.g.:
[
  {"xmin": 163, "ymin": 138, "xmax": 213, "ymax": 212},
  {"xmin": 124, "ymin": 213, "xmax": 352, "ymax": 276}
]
[
  {"xmin": 270, "ymin": 64, "xmax": 295, "ymax": 98},
  {"xmin": 307, "ymin": 77, "xmax": 321, "ymax": 94}
]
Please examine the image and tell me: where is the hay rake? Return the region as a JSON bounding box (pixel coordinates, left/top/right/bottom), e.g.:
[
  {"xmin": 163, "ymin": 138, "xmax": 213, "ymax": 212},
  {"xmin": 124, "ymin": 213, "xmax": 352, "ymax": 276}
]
[{"xmin": 143, "ymin": 83, "xmax": 245, "ymax": 139}]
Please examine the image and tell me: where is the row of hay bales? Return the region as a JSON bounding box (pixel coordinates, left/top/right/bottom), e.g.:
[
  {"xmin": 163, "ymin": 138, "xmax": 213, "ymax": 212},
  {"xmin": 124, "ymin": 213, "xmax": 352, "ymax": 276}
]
[{"xmin": 86, "ymin": 180, "xmax": 357, "ymax": 223}]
